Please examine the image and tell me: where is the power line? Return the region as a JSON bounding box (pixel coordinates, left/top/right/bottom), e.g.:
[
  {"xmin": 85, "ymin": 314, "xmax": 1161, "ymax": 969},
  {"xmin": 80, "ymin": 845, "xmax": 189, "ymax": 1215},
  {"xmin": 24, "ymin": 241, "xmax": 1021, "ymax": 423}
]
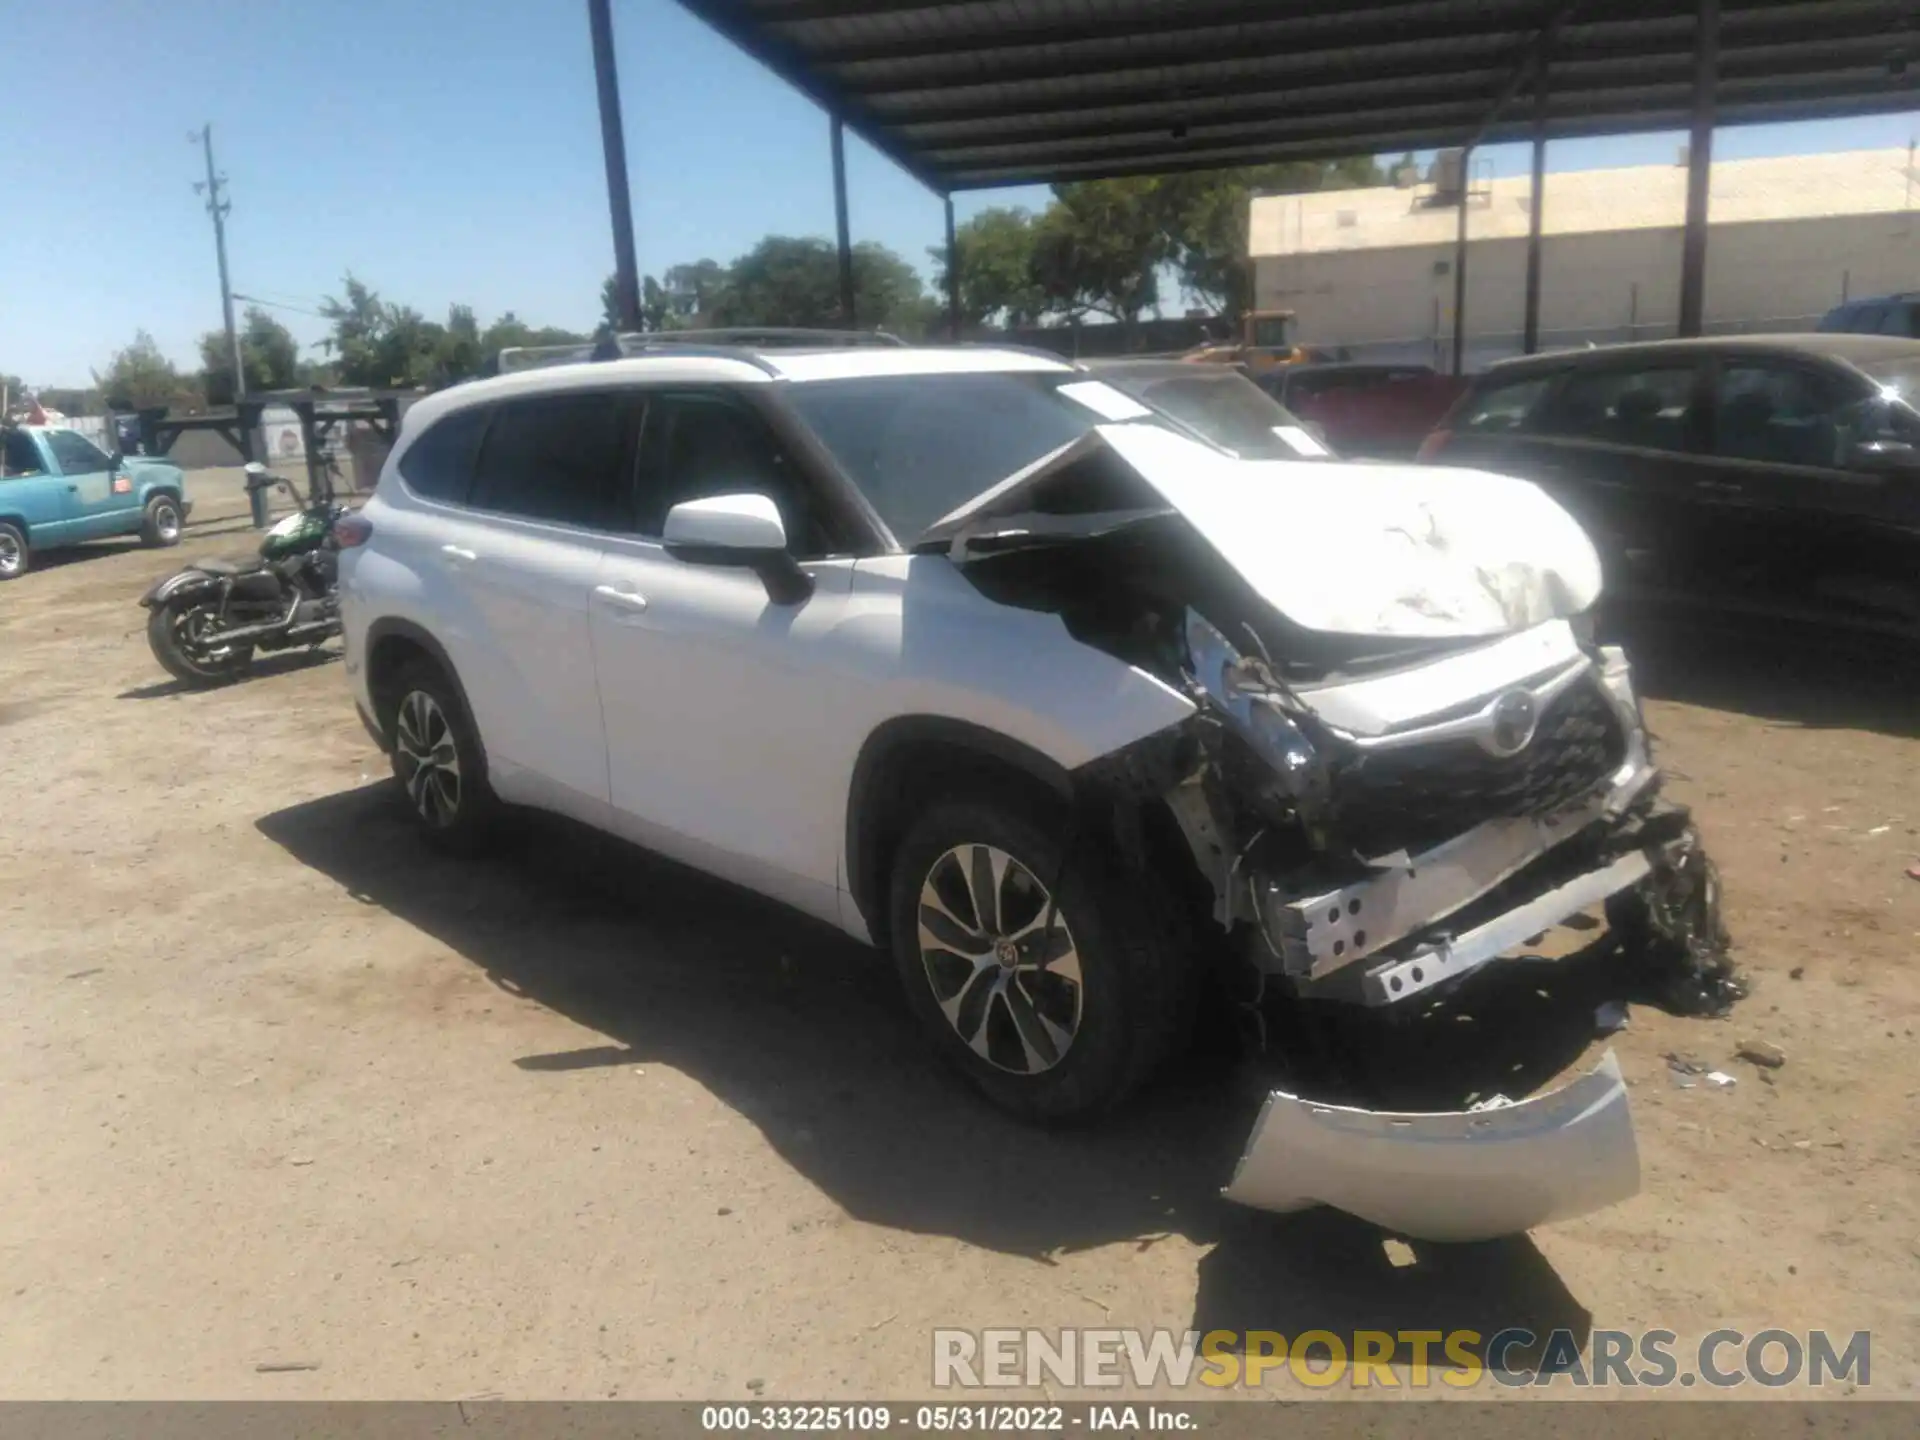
[{"xmin": 233, "ymin": 292, "xmax": 329, "ymax": 319}]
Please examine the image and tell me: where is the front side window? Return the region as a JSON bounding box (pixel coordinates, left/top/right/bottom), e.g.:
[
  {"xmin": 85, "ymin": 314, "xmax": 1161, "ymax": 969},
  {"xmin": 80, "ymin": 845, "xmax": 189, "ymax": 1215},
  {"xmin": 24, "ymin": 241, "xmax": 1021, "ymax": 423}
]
[
  {"xmin": 1712, "ymin": 363, "xmax": 1853, "ymax": 468},
  {"xmin": 633, "ymin": 392, "xmax": 834, "ymax": 556},
  {"xmin": 468, "ymin": 391, "xmax": 639, "ymax": 530},
  {"xmin": 1537, "ymin": 365, "xmax": 1700, "ymax": 453},
  {"xmin": 45, "ymin": 430, "xmax": 113, "ymax": 475}
]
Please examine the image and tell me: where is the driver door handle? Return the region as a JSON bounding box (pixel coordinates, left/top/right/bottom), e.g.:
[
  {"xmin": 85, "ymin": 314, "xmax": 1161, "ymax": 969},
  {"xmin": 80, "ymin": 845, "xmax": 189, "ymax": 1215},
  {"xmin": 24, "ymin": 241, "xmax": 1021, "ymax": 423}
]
[
  {"xmin": 439, "ymin": 544, "xmax": 478, "ymax": 563},
  {"xmin": 593, "ymin": 584, "xmax": 649, "ymax": 614}
]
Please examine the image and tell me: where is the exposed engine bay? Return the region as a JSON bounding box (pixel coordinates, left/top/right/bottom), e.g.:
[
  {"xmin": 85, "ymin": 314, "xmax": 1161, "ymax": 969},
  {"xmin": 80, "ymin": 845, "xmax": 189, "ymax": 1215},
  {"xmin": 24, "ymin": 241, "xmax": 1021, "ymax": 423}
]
[{"xmin": 928, "ymin": 424, "xmax": 1742, "ymax": 1241}]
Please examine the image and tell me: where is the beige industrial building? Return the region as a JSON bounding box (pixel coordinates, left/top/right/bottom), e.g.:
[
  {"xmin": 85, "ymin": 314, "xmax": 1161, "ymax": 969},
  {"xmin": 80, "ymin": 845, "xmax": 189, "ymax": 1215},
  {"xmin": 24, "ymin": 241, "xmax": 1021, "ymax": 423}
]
[{"xmin": 1249, "ymin": 146, "xmax": 1920, "ymax": 367}]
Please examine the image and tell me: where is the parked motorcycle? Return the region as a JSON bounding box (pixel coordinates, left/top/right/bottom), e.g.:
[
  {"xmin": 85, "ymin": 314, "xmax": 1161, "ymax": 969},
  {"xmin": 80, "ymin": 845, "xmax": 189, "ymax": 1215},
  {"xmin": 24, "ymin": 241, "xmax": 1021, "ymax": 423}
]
[{"xmin": 140, "ymin": 460, "xmax": 348, "ymax": 686}]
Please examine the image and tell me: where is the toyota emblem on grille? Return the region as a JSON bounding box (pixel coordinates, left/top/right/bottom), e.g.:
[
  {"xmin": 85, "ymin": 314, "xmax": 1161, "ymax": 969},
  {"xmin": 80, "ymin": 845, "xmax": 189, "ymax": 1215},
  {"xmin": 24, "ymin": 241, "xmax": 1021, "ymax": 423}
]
[{"xmin": 1484, "ymin": 689, "xmax": 1541, "ymax": 757}]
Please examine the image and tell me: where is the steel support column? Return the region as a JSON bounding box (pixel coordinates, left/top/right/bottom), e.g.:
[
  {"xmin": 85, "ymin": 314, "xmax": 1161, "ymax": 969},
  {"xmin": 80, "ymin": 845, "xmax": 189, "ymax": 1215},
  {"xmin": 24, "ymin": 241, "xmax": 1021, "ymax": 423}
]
[
  {"xmin": 1452, "ymin": 146, "xmax": 1473, "ymax": 376},
  {"xmin": 944, "ymin": 195, "xmax": 960, "ymax": 341},
  {"xmin": 831, "ymin": 116, "xmax": 855, "ymax": 325},
  {"xmin": 1677, "ymin": 0, "xmax": 1718, "ymax": 337},
  {"xmin": 1523, "ymin": 65, "xmax": 1548, "ymax": 354},
  {"xmin": 588, "ymin": 0, "xmax": 641, "ymax": 334}
]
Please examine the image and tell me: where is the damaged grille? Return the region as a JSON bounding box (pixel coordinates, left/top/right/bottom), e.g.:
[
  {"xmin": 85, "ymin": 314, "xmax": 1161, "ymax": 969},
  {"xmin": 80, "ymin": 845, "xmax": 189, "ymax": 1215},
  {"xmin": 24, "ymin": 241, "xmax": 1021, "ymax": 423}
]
[{"xmin": 1331, "ymin": 677, "xmax": 1626, "ymax": 858}]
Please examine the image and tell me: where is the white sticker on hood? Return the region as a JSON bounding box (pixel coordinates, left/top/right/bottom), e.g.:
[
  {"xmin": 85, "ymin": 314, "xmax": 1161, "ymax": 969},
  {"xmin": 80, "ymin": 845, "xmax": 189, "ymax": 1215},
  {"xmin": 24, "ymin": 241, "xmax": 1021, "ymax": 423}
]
[
  {"xmin": 1057, "ymin": 380, "xmax": 1153, "ymax": 421},
  {"xmin": 1273, "ymin": 424, "xmax": 1330, "ymax": 457}
]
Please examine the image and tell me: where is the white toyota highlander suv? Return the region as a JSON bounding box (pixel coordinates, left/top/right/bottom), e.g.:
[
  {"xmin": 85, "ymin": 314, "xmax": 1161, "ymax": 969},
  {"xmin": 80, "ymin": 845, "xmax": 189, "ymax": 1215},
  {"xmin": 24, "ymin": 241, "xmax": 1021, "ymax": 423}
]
[{"xmin": 336, "ymin": 339, "xmax": 1736, "ymax": 1242}]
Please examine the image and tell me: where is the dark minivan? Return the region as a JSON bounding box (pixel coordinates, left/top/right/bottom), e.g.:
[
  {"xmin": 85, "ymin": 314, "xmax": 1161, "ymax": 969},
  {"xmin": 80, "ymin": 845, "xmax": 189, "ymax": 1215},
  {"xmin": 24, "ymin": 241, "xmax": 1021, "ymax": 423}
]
[{"xmin": 1418, "ymin": 335, "xmax": 1920, "ymax": 638}]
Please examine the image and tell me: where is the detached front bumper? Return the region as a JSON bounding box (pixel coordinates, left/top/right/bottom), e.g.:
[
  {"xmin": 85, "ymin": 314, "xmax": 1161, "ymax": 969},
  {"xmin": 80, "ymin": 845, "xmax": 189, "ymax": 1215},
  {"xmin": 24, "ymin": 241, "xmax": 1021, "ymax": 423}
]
[{"xmin": 1224, "ymin": 1050, "xmax": 1640, "ymax": 1243}]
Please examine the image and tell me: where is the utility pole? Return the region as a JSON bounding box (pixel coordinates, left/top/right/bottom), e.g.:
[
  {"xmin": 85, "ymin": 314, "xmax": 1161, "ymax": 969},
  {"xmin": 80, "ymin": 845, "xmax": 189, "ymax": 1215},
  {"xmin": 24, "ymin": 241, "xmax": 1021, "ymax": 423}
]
[
  {"xmin": 587, "ymin": 0, "xmax": 641, "ymax": 334},
  {"xmin": 191, "ymin": 125, "xmax": 246, "ymax": 402}
]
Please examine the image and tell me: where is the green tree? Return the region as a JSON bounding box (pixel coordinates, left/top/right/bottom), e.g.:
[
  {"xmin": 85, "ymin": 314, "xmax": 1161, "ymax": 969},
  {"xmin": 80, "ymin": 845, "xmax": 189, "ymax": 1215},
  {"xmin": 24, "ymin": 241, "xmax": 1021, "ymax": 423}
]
[
  {"xmin": 1030, "ymin": 179, "xmax": 1169, "ymax": 325},
  {"xmin": 930, "ymin": 206, "xmax": 1047, "ymax": 330},
  {"xmin": 97, "ymin": 332, "xmax": 185, "ymax": 410},
  {"xmin": 662, "ymin": 260, "xmax": 729, "ymax": 323},
  {"xmin": 1156, "ymin": 158, "xmax": 1384, "ymax": 317},
  {"xmin": 199, "ymin": 306, "xmax": 301, "ymax": 403},
  {"xmin": 711, "ymin": 236, "xmax": 927, "ymax": 333}
]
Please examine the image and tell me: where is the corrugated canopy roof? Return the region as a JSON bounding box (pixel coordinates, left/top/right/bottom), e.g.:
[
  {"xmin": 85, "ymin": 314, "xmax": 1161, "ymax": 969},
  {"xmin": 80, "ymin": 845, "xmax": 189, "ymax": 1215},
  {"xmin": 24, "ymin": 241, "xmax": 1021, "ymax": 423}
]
[{"xmin": 672, "ymin": 0, "xmax": 1920, "ymax": 191}]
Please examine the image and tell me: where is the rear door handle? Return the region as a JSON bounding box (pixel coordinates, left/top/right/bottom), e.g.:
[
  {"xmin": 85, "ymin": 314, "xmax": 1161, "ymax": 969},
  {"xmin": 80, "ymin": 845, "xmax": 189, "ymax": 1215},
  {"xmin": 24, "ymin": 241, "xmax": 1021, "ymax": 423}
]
[
  {"xmin": 439, "ymin": 544, "xmax": 478, "ymax": 563},
  {"xmin": 593, "ymin": 584, "xmax": 649, "ymax": 615}
]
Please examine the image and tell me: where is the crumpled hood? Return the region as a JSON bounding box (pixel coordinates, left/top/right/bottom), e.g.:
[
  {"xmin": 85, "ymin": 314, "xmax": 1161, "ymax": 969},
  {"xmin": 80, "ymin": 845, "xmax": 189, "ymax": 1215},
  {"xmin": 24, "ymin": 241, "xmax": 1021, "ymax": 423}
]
[{"xmin": 925, "ymin": 423, "xmax": 1603, "ymax": 640}]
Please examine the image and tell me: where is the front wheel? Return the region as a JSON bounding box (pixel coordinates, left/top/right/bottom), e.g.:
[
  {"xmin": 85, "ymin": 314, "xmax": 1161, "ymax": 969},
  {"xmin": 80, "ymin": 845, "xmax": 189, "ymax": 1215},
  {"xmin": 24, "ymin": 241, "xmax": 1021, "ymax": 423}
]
[
  {"xmin": 0, "ymin": 522, "xmax": 27, "ymax": 580},
  {"xmin": 146, "ymin": 599, "xmax": 253, "ymax": 686},
  {"xmin": 140, "ymin": 494, "xmax": 184, "ymax": 548},
  {"xmin": 887, "ymin": 797, "xmax": 1195, "ymax": 1123}
]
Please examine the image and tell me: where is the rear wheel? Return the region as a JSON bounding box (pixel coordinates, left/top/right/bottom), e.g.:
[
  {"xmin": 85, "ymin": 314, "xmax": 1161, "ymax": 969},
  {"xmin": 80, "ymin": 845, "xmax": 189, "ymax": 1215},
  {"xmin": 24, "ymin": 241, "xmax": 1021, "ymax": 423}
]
[
  {"xmin": 140, "ymin": 494, "xmax": 184, "ymax": 548},
  {"xmin": 0, "ymin": 522, "xmax": 27, "ymax": 580},
  {"xmin": 887, "ymin": 797, "xmax": 1195, "ymax": 1123},
  {"xmin": 385, "ymin": 659, "xmax": 500, "ymax": 854},
  {"xmin": 146, "ymin": 598, "xmax": 253, "ymax": 685}
]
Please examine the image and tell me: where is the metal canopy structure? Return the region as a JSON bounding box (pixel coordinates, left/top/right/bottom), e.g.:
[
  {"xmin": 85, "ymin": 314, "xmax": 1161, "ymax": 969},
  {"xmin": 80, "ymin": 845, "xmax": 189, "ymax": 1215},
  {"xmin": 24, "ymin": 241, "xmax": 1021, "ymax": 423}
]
[
  {"xmin": 674, "ymin": 0, "xmax": 1916, "ymax": 191},
  {"xmin": 595, "ymin": 1, "xmax": 1919, "ymax": 359}
]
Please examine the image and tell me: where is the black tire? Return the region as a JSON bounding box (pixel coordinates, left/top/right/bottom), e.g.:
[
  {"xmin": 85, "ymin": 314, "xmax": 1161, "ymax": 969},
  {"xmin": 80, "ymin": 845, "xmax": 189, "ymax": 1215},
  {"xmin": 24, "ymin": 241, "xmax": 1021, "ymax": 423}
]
[
  {"xmin": 0, "ymin": 521, "xmax": 27, "ymax": 580},
  {"xmin": 140, "ymin": 494, "xmax": 184, "ymax": 548},
  {"xmin": 887, "ymin": 796, "xmax": 1195, "ymax": 1123},
  {"xmin": 383, "ymin": 658, "xmax": 500, "ymax": 855},
  {"xmin": 146, "ymin": 599, "xmax": 254, "ymax": 686}
]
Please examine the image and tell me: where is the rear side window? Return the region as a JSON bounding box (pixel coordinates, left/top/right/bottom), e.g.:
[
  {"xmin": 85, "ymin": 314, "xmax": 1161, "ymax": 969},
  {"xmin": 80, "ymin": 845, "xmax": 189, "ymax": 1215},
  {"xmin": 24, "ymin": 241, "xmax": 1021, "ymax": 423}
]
[
  {"xmin": 1455, "ymin": 374, "xmax": 1550, "ymax": 434},
  {"xmin": 397, "ymin": 407, "xmax": 487, "ymax": 503},
  {"xmin": 468, "ymin": 391, "xmax": 640, "ymax": 530},
  {"xmin": 1537, "ymin": 365, "xmax": 1699, "ymax": 452}
]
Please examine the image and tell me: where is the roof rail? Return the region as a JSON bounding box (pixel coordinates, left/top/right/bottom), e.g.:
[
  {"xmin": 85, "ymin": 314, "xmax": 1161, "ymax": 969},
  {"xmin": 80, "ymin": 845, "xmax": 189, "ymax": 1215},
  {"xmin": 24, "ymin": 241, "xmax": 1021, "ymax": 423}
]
[{"xmin": 495, "ymin": 326, "xmax": 908, "ymax": 375}]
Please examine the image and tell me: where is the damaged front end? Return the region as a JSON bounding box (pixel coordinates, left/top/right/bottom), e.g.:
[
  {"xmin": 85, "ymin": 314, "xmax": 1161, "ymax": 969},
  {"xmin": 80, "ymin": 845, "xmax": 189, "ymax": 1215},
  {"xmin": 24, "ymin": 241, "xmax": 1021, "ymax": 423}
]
[
  {"xmin": 1160, "ymin": 612, "xmax": 1739, "ymax": 1241},
  {"xmin": 939, "ymin": 424, "xmax": 1739, "ymax": 1242}
]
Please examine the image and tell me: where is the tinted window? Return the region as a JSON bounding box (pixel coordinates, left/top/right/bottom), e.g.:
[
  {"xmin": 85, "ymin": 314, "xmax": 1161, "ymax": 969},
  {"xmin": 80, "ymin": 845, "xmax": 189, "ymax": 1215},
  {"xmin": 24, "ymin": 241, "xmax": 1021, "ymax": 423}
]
[
  {"xmin": 396, "ymin": 406, "xmax": 487, "ymax": 502},
  {"xmin": 634, "ymin": 392, "xmax": 831, "ymax": 555},
  {"xmin": 1713, "ymin": 362, "xmax": 1854, "ymax": 468},
  {"xmin": 46, "ymin": 430, "xmax": 112, "ymax": 474},
  {"xmin": 469, "ymin": 392, "xmax": 638, "ymax": 529},
  {"xmin": 1537, "ymin": 365, "xmax": 1698, "ymax": 452},
  {"xmin": 2, "ymin": 430, "xmax": 44, "ymax": 477},
  {"xmin": 1455, "ymin": 374, "xmax": 1550, "ymax": 434}
]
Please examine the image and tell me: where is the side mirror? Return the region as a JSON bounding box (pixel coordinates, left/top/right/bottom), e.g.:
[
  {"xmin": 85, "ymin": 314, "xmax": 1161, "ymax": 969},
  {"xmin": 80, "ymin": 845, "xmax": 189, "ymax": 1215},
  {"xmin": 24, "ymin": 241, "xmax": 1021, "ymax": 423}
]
[
  {"xmin": 1850, "ymin": 437, "xmax": 1920, "ymax": 474},
  {"xmin": 662, "ymin": 492, "xmax": 813, "ymax": 604}
]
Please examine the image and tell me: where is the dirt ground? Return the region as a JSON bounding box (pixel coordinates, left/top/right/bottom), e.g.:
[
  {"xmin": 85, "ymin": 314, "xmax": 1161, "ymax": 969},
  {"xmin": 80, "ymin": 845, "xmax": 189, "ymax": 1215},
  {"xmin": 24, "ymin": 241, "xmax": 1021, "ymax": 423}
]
[{"xmin": 1, "ymin": 467, "xmax": 1916, "ymax": 1401}]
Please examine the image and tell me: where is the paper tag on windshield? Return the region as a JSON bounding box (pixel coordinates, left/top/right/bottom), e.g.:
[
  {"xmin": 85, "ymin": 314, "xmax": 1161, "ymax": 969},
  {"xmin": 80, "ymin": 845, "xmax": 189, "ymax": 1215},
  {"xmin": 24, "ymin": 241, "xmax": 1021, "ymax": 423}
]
[
  {"xmin": 1058, "ymin": 380, "xmax": 1153, "ymax": 421},
  {"xmin": 1273, "ymin": 425, "xmax": 1330, "ymax": 457}
]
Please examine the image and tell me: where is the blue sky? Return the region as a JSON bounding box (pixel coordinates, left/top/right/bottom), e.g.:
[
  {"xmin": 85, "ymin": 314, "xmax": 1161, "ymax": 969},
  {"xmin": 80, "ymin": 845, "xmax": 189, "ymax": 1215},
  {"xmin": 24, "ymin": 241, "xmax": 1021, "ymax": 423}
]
[{"xmin": 5, "ymin": 0, "xmax": 1917, "ymax": 387}]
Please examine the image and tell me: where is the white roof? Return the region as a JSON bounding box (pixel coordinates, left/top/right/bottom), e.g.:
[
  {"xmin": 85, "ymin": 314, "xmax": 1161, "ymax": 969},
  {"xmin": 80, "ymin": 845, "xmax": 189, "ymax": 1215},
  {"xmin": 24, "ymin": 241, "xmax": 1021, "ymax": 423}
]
[
  {"xmin": 397, "ymin": 346, "xmax": 1071, "ymax": 443},
  {"xmin": 766, "ymin": 347, "xmax": 1070, "ymax": 382},
  {"xmin": 1251, "ymin": 146, "xmax": 1920, "ymax": 258}
]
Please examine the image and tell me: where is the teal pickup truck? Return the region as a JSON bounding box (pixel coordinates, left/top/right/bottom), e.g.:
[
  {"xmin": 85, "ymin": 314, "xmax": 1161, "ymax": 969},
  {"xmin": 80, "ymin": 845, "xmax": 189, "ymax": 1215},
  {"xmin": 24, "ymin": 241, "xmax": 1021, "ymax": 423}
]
[{"xmin": 0, "ymin": 425, "xmax": 191, "ymax": 580}]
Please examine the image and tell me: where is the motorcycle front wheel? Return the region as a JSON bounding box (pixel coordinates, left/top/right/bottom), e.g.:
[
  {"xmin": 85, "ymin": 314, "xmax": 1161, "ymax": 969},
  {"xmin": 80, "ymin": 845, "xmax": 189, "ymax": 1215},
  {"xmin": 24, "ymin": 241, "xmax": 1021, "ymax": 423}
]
[{"xmin": 147, "ymin": 599, "xmax": 255, "ymax": 686}]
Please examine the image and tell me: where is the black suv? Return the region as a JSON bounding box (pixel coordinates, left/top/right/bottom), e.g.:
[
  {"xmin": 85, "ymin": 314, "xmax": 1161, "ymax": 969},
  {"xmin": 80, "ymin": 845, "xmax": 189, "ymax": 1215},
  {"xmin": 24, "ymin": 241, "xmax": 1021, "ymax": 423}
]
[
  {"xmin": 1817, "ymin": 293, "xmax": 1920, "ymax": 339},
  {"xmin": 1420, "ymin": 335, "xmax": 1920, "ymax": 638}
]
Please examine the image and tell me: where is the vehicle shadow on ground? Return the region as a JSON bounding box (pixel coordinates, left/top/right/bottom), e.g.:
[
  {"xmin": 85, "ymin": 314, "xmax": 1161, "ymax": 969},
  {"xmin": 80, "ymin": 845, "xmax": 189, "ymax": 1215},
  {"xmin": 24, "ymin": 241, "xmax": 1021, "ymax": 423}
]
[
  {"xmin": 1607, "ymin": 607, "xmax": 1919, "ymax": 739},
  {"xmin": 117, "ymin": 648, "xmax": 339, "ymax": 700},
  {"xmin": 258, "ymin": 785, "xmax": 1608, "ymax": 1368}
]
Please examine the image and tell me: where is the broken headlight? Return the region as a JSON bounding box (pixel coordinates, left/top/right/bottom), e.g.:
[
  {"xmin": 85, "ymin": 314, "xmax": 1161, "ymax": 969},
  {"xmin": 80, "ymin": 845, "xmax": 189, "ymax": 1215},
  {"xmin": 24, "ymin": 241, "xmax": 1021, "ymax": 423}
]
[{"xmin": 1184, "ymin": 610, "xmax": 1321, "ymax": 794}]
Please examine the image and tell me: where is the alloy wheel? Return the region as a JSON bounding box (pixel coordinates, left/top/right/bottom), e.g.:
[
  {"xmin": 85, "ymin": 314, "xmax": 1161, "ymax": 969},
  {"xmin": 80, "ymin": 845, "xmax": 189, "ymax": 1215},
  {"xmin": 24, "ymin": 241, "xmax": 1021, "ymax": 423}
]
[
  {"xmin": 0, "ymin": 533, "xmax": 20, "ymax": 576},
  {"xmin": 154, "ymin": 502, "xmax": 182, "ymax": 542},
  {"xmin": 917, "ymin": 844, "xmax": 1084, "ymax": 1075},
  {"xmin": 394, "ymin": 689, "xmax": 462, "ymax": 827}
]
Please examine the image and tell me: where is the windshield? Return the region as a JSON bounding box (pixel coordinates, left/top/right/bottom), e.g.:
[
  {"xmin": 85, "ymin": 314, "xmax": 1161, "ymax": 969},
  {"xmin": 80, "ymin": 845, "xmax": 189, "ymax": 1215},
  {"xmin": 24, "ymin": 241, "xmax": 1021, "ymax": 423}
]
[
  {"xmin": 787, "ymin": 369, "xmax": 1331, "ymax": 540},
  {"xmin": 1094, "ymin": 369, "xmax": 1325, "ymax": 462}
]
